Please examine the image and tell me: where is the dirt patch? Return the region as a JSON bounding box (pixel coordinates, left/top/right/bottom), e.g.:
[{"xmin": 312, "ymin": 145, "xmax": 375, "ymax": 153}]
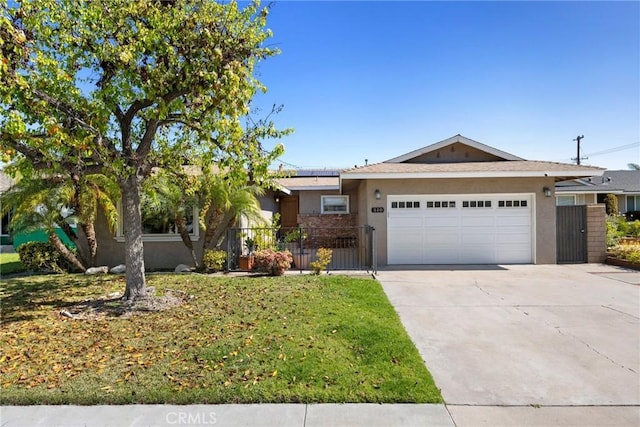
[{"xmin": 59, "ymin": 287, "xmax": 193, "ymax": 320}]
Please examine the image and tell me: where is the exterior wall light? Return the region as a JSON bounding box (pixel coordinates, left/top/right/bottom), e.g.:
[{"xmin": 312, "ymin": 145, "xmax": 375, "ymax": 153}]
[
  {"xmin": 543, "ymin": 187, "xmax": 552, "ymax": 197},
  {"xmin": 374, "ymin": 189, "xmax": 382, "ymax": 200}
]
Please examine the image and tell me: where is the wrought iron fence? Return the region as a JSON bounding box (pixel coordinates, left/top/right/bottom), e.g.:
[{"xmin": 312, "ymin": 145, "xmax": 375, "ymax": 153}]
[{"xmin": 226, "ymin": 226, "xmax": 376, "ymax": 272}]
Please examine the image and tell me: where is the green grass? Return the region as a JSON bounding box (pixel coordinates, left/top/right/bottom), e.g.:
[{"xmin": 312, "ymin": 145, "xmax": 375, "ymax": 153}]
[
  {"xmin": 0, "ymin": 253, "xmax": 24, "ymax": 276},
  {"xmin": 0, "ymin": 273, "xmax": 442, "ymax": 404}
]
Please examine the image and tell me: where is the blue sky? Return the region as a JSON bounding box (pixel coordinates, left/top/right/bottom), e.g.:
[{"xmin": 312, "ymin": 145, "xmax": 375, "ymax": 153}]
[{"xmin": 252, "ymin": 1, "xmax": 640, "ymax": 170}]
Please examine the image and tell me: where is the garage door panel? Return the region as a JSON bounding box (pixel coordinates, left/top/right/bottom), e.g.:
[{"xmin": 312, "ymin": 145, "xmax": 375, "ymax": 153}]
[
  {"xmin": 496, "ymin": 234, "xmax": 531, "ymax": 244},
  {"xmin": 425, "ymin": 249, "xmax": 460, "ymax": 264},
  {"xmin": 460, "ymin": 248, "xmax": 496, "ymax": 263},
  {"xmin": 424, "ymin": 216, "xmax": 459, "ymax": 227},
  {"xmin": 461, "ymin": 216, "xmax": 495, "ymax": 227},
  {"xmin": 495, "ymin": 215, "xmax": 530, "ymax": 226},
  {"xmin": 462, "ymin": 233, "xmax": 496, "ymax": 245},
  {"xmin": 388, "ymin": 194, "xmax": 533, "ymax": 265}
]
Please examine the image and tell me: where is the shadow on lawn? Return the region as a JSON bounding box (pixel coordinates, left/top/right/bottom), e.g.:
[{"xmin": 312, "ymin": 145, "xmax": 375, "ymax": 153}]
[{"xmin": 0, "ymin": 274, "xmax": 117, "ymax": 324}]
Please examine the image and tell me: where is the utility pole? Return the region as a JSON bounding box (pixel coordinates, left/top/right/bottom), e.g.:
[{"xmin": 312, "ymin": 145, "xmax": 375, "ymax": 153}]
[{"xmin": 572, "ymin": 135, "xmax": 586, "ymax": 165}]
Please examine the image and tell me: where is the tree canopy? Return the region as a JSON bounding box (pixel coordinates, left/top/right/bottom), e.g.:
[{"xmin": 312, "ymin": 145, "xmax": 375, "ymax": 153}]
[{"xmin": 0, "ymin": 0, "xmax": 288, "ymax": 299}]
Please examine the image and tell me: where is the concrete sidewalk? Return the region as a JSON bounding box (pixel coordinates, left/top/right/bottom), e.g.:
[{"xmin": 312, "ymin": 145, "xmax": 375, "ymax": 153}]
[{"xmin": 0, "ymin": 404, "xmax": 454, "ymax": 427}]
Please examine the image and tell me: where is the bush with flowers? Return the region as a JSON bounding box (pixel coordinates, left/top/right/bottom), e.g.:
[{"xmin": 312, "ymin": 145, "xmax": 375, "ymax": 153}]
[{"xmin": 253, "ymin": 249, "xmax": 293, "ymax": 276}]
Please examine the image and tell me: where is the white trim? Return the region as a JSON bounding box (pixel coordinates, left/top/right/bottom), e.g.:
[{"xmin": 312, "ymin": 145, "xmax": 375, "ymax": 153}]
[
  {"xmin": 555, "ymin": 187, "xmax": 633, "ymax": 195},
  {"xmin": 284, "ymin": 185, "xmax": 340, "ymax": 191},
  {"xmin": 385, "ymin": 135, "xmax": 524, "ymax": 163},
  {"xmin": 342, "ymin": 170, "xmax": 604, "ymax": 180}
]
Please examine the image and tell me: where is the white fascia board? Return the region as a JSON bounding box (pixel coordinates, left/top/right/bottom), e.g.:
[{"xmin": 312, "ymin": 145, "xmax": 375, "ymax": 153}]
[
  {"xmin": 285, "ymin": 185, "xmax": 339, "ymax": 191},
  {"xmin": 341, "ymin": 170, "xmax": 605, "ymax": 180}
]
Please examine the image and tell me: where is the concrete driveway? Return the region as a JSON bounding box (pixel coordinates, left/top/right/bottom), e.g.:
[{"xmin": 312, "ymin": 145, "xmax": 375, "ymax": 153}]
[{"xmin": 377, "ymin": 264, "xmax": 640, "ymax": 426}]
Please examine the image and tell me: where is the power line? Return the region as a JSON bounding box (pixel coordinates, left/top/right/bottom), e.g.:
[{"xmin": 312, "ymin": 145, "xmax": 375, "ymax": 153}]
[{"xmin": 583, "ymin": 141, "xmax": 640, "ymax": 158}]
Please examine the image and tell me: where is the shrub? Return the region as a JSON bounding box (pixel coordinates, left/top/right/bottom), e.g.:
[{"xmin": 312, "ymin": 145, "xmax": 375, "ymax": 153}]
[
  {"xmin": 202, "ymin": 249, "xmax": 226, "ymax": 272},
  {"xmin": 253, "ymin": 249, "xmax": 292, "ymax": 276},
  {"xmin": 310, "ymin": 247, "xmax": 333, "ymax": 275},
  {"xmin": 17, "ymin": 241, "xmax": 72, "ymax": 273},
  {"xmin": 604, "ymin": 194, "xmax": 618, "ymax": 215},
  {"xmin": 608, "ymin": 243, "xmax": 640, "ymax": 264},
  {"xmin": 606, "ymin": 215, "xmax": 640, "ymax": 247}
]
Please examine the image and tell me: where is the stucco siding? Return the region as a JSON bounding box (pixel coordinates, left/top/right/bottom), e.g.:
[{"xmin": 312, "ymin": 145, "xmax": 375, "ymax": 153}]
[
  {"xmin": 351, "ymin": 177, "xmax": 557, "ymax": 266},
  {"xmin": 298, "ymin": 189, "xmax": 359, "ymax": 216},
  {"xmin": 91, "ymin": 210, "xmax": 203, "ymax": 271}
]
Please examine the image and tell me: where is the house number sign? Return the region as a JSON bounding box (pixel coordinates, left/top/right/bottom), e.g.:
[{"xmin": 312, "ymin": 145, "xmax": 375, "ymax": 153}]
[{"xmin": 371, "ymin": 207, "xmax": 385, "ymax": 213}]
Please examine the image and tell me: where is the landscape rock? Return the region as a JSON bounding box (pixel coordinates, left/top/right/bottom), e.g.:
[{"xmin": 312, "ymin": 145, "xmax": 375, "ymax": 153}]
[
  {"xmin": 174, "ymin": 264, "xmax": 192, "ymax": 273},
  {"xmin": 85, "ymin": 266, "xmax": 109, "ymax": 275},
  {"xmin": 109, "ymin": 264, "xmax": 126, "ymax": 274}
]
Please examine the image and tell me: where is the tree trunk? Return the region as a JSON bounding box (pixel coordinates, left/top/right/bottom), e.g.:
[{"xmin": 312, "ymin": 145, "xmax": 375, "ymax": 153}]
[
  {"xmin": 175, "ymin": 213, "xmax": 199, "ymax": 269},
  {"xmin": 48, "ymin": 233, "xmax": 86, "ymax": 272},
  {"xmin": 121, "ymin": 174, "xmax": 146, "ymax": 301},
  {"xmin": 204, "ymin": 211, "xmax": 235, "ymax": 250},
  {"xmin": 56, "ymin": 214, "xmax": 90, "ymax": 267},
  {"xmin": 80, "ymin": 222, "xmax": 98, "ymax": 267}
]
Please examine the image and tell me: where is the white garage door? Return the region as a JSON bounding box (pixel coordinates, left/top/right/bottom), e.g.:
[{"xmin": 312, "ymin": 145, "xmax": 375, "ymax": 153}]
[{"xmin": 387, "ymin": 194, "xmax": 534, "ymax": 264}]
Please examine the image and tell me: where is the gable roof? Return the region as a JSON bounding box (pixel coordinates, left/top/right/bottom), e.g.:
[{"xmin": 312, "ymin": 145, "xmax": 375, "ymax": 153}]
[
  {"xmin": 385, "ymin": 134, "xmax": 523, "ymax": 163},
  {"xmin": 556, "ymin": 170, "xmax": 640, "ymax": 194}
]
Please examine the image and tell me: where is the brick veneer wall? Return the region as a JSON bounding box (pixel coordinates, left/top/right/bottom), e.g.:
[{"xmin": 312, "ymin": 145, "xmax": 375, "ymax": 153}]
[
  {"xmin": 297, "ymin": 214, "xmax": 357, "ymax": 248},
  {"xmin": 586, "ymin": 204, "xmax": 606, "ymax": 263}
]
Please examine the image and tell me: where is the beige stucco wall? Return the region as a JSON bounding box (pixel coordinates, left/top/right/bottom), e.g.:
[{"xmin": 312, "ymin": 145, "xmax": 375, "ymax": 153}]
[
  {"xmin": 89, "ymin": 210, "xmax": 200, "ymax": 271},
  {"xmin": 298, "ymin": 189, "xmax": 359, "ymax": 215},
  {"xmin": 351, "ymin": 177, "xmax": 558, "ymax": 266}
]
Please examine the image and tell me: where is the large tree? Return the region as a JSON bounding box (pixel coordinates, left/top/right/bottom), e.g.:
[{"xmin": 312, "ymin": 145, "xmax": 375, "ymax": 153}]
[{"xmin": 0, "ymin": 0, "xmax": 286, "ymax": 300}]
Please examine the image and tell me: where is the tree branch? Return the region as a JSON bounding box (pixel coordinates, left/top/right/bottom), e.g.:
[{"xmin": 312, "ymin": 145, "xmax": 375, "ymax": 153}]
[{"xmin": 32, "ymin": 89, "xmax": 101, "ymax": 137}]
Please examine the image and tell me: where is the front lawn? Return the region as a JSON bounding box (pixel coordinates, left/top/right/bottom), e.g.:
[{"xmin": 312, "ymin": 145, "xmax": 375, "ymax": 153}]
[
  {"xmin": 0, "ymin": 273, "xmax": 442, "ymax": 404},
  {"xmin": 0, "ymin": 253, "xmax": 24, "ymax": 276}
]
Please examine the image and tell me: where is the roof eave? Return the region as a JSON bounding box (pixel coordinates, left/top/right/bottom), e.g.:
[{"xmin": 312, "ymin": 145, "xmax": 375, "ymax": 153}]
[
  {"xmin": 341, "ymin": 170, "xmax": 605, "ymax": 180},
  {"xmin": 282, "ymin": 185, "xmax": 339, "ymax": 191}
]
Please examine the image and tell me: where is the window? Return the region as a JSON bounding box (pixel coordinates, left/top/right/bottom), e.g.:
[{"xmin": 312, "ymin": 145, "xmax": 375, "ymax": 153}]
[
  {"xmin": 426, "ymin": 201, "xmax": 455, "ymax": 208},
  {"xmin": 498, "ymin": 200, "xmax": 528, "ymax": 208},
  {"xmin": 115, "ymin": 202, "xmax": 199, "ymax": 242},
  {"xmin": 392, "ymin": 200, "xmax": 421, "ymax": 209},
  {"xmin": 321, "ymin": 195, "xmax": 349, "ymax": 214},
  {"xmin": 462, "ymin": 200, "xmax": 492, "ymax": 208},
  {"xmin": 556, "ymin": 195, "xmax": 576, "ymax": 206},
  {"xmin": 627, "ymin": 195, "xmax": 640, "ymax": 211}
]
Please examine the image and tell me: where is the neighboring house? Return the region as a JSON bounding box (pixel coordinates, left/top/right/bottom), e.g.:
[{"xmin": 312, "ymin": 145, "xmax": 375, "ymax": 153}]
[{"xmin": 555, "ymin": 170, "xmax": 640, "ymax": 216}]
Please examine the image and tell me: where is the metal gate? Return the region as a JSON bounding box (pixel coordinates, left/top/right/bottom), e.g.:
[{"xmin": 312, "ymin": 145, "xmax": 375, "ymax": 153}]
[
  {"xmin": 556, "ymin": 205, "xmax": 587, "ymax": 263},
  {"xmin": 226, "ymin": 225, "xmax": 376, "ymax": 272}
]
